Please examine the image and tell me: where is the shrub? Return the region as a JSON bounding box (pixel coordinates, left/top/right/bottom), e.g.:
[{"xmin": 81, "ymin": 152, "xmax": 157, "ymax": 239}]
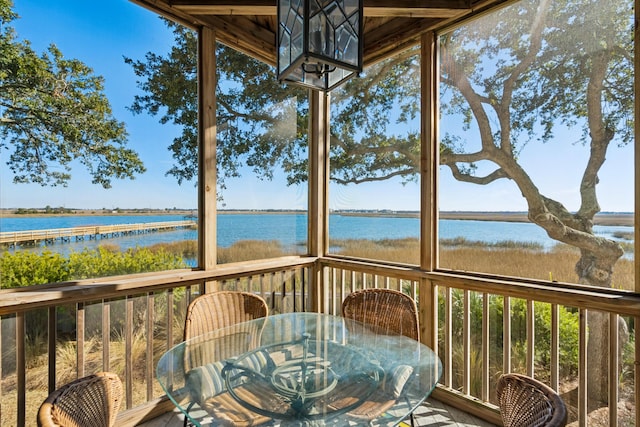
[
  {"xmin": 0, "ymin": 250, "xmax": 69, "ymax": 288},
  {"xmin": 0, "ymin": 246, "xmax": 187, "ymax": 288}
]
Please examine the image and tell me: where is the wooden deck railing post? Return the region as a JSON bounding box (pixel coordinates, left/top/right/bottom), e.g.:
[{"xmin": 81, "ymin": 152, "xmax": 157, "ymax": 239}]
[
  {"xmin": 17, "ymin": 312, "xmax": 25, "ymax": 427},
  {"xmin": 103, "ymin": 301, "xmax": 111, "ymax": 372},
  {"xmin": 125, "ymin": 296, "xmax": 134, "ymax": 409},
  {"xmin": 48, "ymin": 307, "xmax": 57, "ymax": 393},
  {"xmin": 146, "ymin": 293, "xmax": 155, "ymax": 401},
  {"xmin": 481, "ymin": 292, "xmax": 489, "ymax": 402},
  {"xmin": 77, "ymin": 302, "xmax": 85, "ymax": 378}
]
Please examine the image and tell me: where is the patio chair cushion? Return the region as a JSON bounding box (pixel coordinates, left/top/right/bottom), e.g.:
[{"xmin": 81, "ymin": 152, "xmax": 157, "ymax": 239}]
[
  {"xmin": 186, "ymin": 361, "xmax": 226, "ymax": 403},
  {"xmin": 327, "ymin": 382, "xmax": 397, "ymax": 422},
  {"xmin": 323, "ymin": 363, "xmax": 413, "ymax": 422},
  {"xmin": 186, "ymin": 350, "xmax": 272, "ymax": 403},
  {"xmin": 383, "ymin": 364, "xmax": 413, "ymax": 398},
  {"xmin": 330, "ymin": 342, "xmax": 412, "ymax": 393}
]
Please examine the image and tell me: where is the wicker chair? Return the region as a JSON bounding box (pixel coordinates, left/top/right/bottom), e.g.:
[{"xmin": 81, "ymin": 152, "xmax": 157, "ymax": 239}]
[
  {"xmin": 341, "ymin": 288, "xmax": 420, "ymax": 426},
  {"xmin": 342, "ymin": 288, "xmax": 420, "ymax": 341},
  {"xmin": 184, "ymin": 291, "xmax": 268, "ymax": 341},
  {"xmin": 497, "ymin": 373, "xmax": 568, "ymax": 427},
  {"xmin": 37, "ymin": 372, "xmax": 123, "ymax": 427},
  {"xmin": 183, "ymin": 291, "xmax": 269, "ymax": 426}
]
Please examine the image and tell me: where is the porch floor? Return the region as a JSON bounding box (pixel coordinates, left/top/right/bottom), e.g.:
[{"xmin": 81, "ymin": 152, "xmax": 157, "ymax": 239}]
[{"xmin": 138, "ymin": 398, "xmax": 498, "ymax": 426}]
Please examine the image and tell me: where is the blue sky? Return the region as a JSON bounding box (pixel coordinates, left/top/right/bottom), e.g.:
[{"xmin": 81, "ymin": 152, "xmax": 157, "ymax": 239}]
[
  {"xmin": 2, "ymin": 0, "xmax": 201, "ymax": 210},
  {"xmin": 0, "ymin": 0, "xmax": 634, "ymax": 212}
]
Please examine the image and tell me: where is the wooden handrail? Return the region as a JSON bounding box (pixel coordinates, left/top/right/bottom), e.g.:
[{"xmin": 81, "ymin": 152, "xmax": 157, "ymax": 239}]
[
  {"xmin": 0, "ymin": 256, "xmax": 316, "ymax": 316},
  {"xmin": 3, "ymin": 253, "xmax": 637, "ymax": 317},
  {"xmin": 318, "ymin": 256, "xmax": 640, "ymax": 316}
]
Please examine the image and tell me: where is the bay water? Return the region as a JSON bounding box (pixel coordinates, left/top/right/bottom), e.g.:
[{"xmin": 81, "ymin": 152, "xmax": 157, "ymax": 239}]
[{"xmin": 0, "ymin": 213, "xmax": 632, "ymax": 257}]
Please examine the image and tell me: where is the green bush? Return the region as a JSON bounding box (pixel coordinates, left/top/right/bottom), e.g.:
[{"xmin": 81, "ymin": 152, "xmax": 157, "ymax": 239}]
[
  {"xmin": 531, "ymin": 301, "xmax": 580, "ymax": 376},
  {"xmin": 66, "ymin": 246, "xmax": 186, "ymax": 279},
  {"xmin": 0, "ymin": 246, "xmax": 187, "ymax": 288},
  {"xmin": 0, "ymin": 250, "xmax": 70, "ymax": 287}
]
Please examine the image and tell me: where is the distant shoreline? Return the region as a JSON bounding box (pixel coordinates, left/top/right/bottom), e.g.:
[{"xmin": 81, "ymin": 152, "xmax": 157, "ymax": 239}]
[
  {"xmin": 0, "ymin": 209, "xmax": 632, "ymax": 226},
  {"xmin": 419, "ymin": 211, "xmax": 632, "ymax": 227},
  {"xmin": 336, "ymin": 211, "xmax": 632, "ymax": 226}
]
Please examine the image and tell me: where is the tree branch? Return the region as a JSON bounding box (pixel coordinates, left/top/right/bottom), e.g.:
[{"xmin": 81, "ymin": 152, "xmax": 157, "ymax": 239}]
[{"xmin": 332, "ymin": 167, "xmax": 416, "ymax": 185}]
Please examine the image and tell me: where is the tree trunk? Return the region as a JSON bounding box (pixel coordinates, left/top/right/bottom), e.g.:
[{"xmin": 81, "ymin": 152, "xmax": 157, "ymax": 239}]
[{"xmin": 575, "ymin": 249, "xmax": 629, "ymax": 403}]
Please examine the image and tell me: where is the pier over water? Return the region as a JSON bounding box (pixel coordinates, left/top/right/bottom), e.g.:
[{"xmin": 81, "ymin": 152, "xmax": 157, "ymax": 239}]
[{"xmin": 0, "ymin": 220, "xmax": 196, "ymax": 247}]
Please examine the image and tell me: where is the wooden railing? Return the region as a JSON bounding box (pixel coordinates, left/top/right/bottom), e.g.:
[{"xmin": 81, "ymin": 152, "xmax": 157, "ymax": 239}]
[
  {"xmin": 319, "ymin": 257, "xmax": 640, "ymax": 427},
  {"xmin": 0, "ymin": 256, "xmax": 314, "ymax": 427},
  {"xmin": 2, "ymin": 255, "xmax": 639, "ymax": 426}
]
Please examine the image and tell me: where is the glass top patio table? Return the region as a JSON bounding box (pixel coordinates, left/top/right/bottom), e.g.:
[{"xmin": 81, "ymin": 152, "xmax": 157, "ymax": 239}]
[{"xmin": 156, "ymin": 312, "xmax": 442, "ymax": 426}]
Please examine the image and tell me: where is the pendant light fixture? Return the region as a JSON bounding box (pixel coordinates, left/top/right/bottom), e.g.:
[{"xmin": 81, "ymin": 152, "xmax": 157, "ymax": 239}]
[{"xmin": 277, "ymin": 0, "xmax": 363, "ymax": 92}]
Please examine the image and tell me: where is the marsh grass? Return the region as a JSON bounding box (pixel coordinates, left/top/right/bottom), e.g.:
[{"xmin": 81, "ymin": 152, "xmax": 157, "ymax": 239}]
[
  {"xmin": 330, "ymin": 237, "xmax": 420, "ymax": 263},
  {"xmin": 331, "ymin": 237, "xmax": 634, "ymax": 290},
  {"xmin": 450, "ymin": 345, "xmax": 485, "ymax": 397},
  {"xmin": 217, "ymin": 240, "xmax": 286, "ymax": 263},
  {"xmin": 619, "ymin": 241, "xmax": 634, "ymax": 253},
  {"xmin": 613, "ymin": 231, "xmax": 634, "ymax": 240},
  {"xmin": 147, "ymin": 240, "xmax": 198, "ymax": 259},
  {"xmin": 440, "ymin": 237, "xmax": 544, "ymax": 249},
  {"xmin": 138, "ymin": 237, "xmax": 634, "ymax": 289},
  {"xmin": 145, "ymin": 239, "xmax": 288, "ymax": 264}
]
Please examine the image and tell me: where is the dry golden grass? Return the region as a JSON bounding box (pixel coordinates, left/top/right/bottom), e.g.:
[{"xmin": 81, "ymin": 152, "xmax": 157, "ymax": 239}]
[
  {"xmin": 146, "ymin": 239, "xmax": 289, "ymax": 264},
  {"xmin": 148, "ymin": 237, "xmax": 635, "ymax": 289},
  {"xmin": 148, "ymin": 240, "xmax": 198, "ymax": 259},
  {"xmin": 332, "ymin": 238, "xmax": 634, "ymax": 290},
  {"xmin": 217, "ymin": 240, "xmax": 287, "ymax": 263},
  {"xmin": 331, "ymin": 237, "xmax": 420, "ymax": 263}
]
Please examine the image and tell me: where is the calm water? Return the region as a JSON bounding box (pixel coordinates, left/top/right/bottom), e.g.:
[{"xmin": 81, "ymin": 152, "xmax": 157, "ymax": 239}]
[{"xmin": 0, "ymin": 213, "xmax": 632, "ymax": 256}]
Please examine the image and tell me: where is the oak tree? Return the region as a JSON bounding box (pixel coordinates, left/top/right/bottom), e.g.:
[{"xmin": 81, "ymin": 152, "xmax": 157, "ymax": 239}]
[
  {"xmin": 440, "ymin": 0, "xmax": 632, "ymax": 401},
  {"xmin": 0, "ymin": 0, "xmax": 145, "ymax": 188}
]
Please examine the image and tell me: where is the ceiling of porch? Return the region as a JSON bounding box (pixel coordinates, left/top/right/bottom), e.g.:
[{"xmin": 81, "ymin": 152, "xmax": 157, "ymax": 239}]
[{"xmin": 130, "ymin": 0, "xmax": 503, "ymax": 67}]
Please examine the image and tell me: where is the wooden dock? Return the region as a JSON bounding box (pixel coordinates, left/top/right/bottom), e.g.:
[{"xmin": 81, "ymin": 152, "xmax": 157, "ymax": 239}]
[{"xmin": 0, "ymin": 220, "xmax": 197, "ymax": 247}]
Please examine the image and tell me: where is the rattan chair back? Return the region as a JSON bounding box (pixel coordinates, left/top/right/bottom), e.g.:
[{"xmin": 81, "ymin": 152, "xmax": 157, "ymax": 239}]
[
  {"xmin": 37, "ymin": 372, "xmax": 123, "ymax": 427},
  {"xmin": 184, "ymin": 291, "xmax": 268, "ymax": 341},
  {"xmin": 182, "ymin": 291, "xmax": 269, "ymax": 426},
  {"xmin": 497, "ymin": 373, "xmax": 568, "ymax": 427},
  {"xmin": 340, "ymin": 288, "xmax": 420, "ymax": 426},
  {"xmin": 341, "ymin": 288, "xmax": 420, "ymax": 340}
]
